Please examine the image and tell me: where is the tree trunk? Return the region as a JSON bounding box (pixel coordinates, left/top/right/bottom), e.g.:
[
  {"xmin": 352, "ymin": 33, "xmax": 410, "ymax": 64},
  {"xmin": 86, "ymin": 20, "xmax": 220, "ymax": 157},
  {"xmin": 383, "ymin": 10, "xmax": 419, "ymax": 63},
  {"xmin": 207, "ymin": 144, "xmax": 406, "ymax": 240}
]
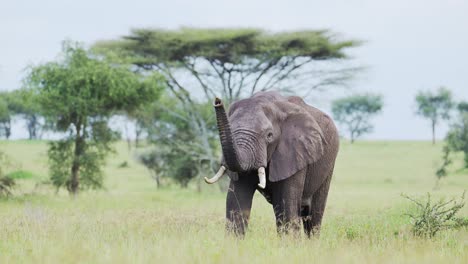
[
  {"xmin": 70, "ymin": 160, "xmax": 80, "ymax": 197},
  {"xmin": 197, "ymin": 175, "xmax": 202, "ymax": 193},
  {"xmin": 124, "ymin": 122, "xmax": 131, "ymax": 152},
  {"xmin": 195, "ymin": 162, "xmax": 202, "ymax": 193},
  {"xmin": 134, "ymin": 123, "xmax": 142, "ymax": 148},
  {"xmin": 70, "ymin": 123, "xmax": 84, "ymax": 197},
  {"xmin": 464, "ymin": 152, "xmax": 468, "ymax": 169},
  {"xmin": 432, "ymin": 120, "xmax": 436, "ymax": 145},
  {"xmin": 151, "ymin": 170, "xmax": 160, "ymax": 189},
  {"xmin": 3, "ymin": 119, "xmax": 11, "ymax": 139},
  {"xmin": 5, "ymin": 127, "xmax": 11, "ymax": 139},
  {"xmin": 156, "ymin": 173, "xmax": 160, "ymax": 188},
  {"xmin": 27, "ymin": 115, "xmax": 38, "ymax": 140}
]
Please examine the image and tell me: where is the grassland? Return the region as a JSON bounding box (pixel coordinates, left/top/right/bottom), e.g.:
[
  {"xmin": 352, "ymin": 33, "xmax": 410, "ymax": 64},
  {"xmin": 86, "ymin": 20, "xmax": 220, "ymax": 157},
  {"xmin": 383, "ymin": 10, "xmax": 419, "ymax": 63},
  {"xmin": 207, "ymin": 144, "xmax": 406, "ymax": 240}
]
[{"xmin": 0, "ymin": 140, "xmax": 467, "ymax": 263}]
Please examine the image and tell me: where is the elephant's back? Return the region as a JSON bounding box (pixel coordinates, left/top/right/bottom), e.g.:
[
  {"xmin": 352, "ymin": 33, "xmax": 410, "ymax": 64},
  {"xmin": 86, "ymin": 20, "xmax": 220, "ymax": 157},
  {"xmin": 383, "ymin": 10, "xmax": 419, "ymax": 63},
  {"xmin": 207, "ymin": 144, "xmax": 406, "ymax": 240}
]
[{"xmin": 287, "ymin": 96, "xmax": 339, "ymax": 147}]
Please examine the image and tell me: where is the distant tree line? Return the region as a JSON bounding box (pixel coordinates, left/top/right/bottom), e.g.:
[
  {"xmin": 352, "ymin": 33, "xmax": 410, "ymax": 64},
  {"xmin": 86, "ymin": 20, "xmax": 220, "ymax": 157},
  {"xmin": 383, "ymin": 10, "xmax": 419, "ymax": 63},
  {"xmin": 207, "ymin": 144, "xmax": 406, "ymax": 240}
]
[
  {"xmin": 0, "ymin": 90, "xmax": 43, "ymax": 140},
  {"xmin": 414, "ymin": 87, "xmax": 468, "ymax": 184},
  {"xmin": 331, "ymin": 87, "xmax": 467, "ymax": 182}
]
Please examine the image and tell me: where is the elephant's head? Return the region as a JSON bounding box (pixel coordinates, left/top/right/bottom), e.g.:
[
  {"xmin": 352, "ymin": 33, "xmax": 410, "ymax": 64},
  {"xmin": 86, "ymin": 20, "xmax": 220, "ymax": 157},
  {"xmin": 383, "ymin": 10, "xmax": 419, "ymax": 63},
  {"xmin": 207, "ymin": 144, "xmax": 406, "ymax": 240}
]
[{"xmin": 205, "ymin": 91, "xmax": 326, "ymax": 188}]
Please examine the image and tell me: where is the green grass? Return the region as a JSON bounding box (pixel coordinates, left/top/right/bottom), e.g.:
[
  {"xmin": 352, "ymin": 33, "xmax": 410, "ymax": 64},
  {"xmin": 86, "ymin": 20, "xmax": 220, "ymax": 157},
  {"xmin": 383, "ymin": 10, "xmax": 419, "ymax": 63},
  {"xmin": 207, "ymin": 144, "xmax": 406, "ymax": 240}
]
[{"xmin": 0, "ymin": 140, "xmax": 467, "ymax": 263}]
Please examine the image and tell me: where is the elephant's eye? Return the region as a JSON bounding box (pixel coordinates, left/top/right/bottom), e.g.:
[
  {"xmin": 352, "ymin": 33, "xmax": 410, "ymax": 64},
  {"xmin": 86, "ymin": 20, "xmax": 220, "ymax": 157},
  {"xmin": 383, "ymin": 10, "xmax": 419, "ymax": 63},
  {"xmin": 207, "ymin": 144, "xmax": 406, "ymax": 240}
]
[{"xmin": 267, "ymin": 132, "xmax": 273, "ymax": 141}]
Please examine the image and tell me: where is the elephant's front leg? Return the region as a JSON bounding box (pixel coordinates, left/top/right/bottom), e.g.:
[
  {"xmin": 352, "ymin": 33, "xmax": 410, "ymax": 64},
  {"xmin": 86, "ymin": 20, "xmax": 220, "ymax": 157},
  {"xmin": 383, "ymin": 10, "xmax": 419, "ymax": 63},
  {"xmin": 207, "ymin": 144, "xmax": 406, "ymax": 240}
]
[
  {"xmin": 271, "ymin": 169, "xmax": 306, "ymax": 235},
  {"xmin": 225, "ymin": 176, "xmax": 257, "ymax": 237}
]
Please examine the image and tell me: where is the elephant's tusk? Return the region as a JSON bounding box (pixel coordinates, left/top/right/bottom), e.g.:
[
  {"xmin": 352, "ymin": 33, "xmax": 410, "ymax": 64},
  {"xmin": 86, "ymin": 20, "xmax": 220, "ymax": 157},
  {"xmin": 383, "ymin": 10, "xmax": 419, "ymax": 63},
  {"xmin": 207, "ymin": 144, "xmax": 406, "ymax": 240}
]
[
  {"xmin": 257, "ymin": 167, "xmax": 266, "ymax": 189},
  {"xmin": 204, "ymin": 166, "xmax": 226, "ymax": 184}
]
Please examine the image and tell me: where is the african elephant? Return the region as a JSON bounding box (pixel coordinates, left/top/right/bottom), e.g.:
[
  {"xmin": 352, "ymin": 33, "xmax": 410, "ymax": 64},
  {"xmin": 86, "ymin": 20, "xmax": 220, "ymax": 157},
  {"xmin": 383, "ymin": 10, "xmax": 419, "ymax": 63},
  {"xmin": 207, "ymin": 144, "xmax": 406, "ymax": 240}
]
[{"xmin": 205, "ymin": 91, "xmax": 339, "ymax": 237}]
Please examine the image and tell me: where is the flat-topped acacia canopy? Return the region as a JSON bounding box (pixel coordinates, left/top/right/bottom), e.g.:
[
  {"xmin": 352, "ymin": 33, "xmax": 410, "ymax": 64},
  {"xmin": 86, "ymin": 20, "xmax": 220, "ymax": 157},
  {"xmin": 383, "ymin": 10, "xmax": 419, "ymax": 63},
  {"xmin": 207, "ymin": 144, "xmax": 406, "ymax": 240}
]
[{"xmin": 94, "ymin": 28, "xmax": 359, "ymax": 103}]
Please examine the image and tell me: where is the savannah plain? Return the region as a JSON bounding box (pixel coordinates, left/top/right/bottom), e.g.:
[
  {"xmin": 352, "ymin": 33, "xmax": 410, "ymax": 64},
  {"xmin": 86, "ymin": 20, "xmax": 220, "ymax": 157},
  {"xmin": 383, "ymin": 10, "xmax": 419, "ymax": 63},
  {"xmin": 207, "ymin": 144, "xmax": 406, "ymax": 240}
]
[{"xmin": 0, "ymin": 140, "xmax": 467, "ymax": 263}]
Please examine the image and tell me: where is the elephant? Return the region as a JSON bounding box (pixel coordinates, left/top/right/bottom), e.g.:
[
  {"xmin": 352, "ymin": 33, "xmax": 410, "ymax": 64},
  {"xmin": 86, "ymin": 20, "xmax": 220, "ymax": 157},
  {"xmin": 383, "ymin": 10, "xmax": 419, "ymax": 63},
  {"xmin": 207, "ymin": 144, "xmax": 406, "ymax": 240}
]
[{"xmin": 205, "ymin": 91, "xmax": 339, "ymax": 237}]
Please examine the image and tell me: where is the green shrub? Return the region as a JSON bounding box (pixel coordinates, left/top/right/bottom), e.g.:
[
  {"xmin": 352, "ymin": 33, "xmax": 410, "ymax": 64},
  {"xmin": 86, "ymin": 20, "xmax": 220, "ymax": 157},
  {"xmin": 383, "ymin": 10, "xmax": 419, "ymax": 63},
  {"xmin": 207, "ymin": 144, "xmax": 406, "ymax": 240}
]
[
  {"xmin": 402, "ymin": 192, "xmax": 467, "ymax": 238},
  {"xmin": 453, "ymin": 217, "xmax": 468, "ymax": 228},
  {"xmin": 118, "ymin": 161, "xmax": 129, "ymax": 168},
  {"xmin": 345, "ymin": 227, "xmax": 361, "ymax": 241},
  {"xmin": 0, "ymin": 151, "xmax": 15, "ymax": 196},
  {"xmin": 6, "ymin": 170, "xmax": 35, "ymax": 180},
  {"xmin": 0, "ymin": 176, "xmax": 15, "ymax": 196}
]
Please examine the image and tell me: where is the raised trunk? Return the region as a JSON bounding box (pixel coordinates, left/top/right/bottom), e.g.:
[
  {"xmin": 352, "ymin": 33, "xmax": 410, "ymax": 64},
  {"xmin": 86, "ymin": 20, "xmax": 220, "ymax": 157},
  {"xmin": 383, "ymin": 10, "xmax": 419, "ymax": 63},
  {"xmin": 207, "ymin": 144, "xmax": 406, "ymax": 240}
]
[{"xmin": 214, "ymin": 98, "xmax": 241, "ymax": 171}]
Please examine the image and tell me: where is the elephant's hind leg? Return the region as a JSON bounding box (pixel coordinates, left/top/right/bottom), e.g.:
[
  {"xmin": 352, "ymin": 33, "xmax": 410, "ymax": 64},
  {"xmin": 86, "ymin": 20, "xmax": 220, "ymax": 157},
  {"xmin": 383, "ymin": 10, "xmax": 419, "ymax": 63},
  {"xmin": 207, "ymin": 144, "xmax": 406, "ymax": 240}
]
[{"xmin": 303, "ymin": 175, "xmax": 332, "ymax": 238}]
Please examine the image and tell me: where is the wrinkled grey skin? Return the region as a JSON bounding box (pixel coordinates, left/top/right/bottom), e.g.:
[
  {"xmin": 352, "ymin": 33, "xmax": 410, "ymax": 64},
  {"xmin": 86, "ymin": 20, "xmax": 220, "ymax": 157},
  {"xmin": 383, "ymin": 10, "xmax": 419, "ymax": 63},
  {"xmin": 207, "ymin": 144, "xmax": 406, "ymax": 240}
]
[{"xmin": 214, "ymin": 91, "xmax": 339, "ymax": 237}]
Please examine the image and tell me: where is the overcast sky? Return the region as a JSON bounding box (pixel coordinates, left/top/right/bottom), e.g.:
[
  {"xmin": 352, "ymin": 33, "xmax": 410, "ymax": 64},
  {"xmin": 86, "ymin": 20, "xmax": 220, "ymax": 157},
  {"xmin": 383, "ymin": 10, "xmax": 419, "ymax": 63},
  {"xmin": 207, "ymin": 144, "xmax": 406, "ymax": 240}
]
[{"xmin": 1, "ymin": 0, "xmax": 467, "ymax": 140}]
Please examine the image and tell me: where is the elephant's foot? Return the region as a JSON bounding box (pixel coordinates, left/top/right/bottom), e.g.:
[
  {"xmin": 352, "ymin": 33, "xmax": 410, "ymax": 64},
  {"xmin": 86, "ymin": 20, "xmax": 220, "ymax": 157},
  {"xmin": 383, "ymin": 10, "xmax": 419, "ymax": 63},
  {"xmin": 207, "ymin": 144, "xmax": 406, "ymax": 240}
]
[
  {"xmin": 276, "ymin": 217, "xmax": 302, "ymax": 237},
  {"xmin": 226, "ymin": 210, "xmax": 251, "ymax": 237},
  {"xmin": 301, "ymin": 215, "xmax": 321, "ymax": 238}
]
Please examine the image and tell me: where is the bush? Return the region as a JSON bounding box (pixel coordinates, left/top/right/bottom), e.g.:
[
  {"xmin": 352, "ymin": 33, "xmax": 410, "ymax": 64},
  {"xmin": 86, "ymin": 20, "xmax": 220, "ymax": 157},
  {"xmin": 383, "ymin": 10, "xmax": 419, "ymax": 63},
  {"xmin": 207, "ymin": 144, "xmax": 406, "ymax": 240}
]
[
  {"xmin": 118, "ymin": 161, "xmax": 129, "ymax": 168},
  {"xmin": 138, "ymin": 148, "xmax": 200, "ymax": 189},
  {"xmin": 345, "ymin": 227, "xmax": 361, "ymax": 241},
  {"xmin": 6, "ymin": 170, "xmax": 36, "ymax": 180},
  {"xmin": 0, "ymin": 151, "xmax": 15, "ymax": 196},
  {"xmin": 0, "ymin": 176, "xmax": 15, "ymax": 196},
  {"xmin": 402, "ymin": 192, "xmax": 467, "ymax": 238}
]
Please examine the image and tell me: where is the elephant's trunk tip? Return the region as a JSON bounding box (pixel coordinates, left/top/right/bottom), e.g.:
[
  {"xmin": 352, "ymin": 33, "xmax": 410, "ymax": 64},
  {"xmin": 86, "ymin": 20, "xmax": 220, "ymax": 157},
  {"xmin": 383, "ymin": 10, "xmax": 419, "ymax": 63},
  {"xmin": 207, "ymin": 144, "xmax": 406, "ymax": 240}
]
[{"xmin": 214, "ymin": 97, "xmax": 223, "ymax": 107}]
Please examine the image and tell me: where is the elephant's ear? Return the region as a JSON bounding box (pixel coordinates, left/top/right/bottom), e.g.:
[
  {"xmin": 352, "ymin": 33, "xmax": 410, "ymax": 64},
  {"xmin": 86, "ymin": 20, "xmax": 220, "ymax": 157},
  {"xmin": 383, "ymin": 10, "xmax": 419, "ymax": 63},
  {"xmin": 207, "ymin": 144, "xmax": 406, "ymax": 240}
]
[{"xmin": 269, "ymin": 111, "xmax": 325, "ymax": 182}]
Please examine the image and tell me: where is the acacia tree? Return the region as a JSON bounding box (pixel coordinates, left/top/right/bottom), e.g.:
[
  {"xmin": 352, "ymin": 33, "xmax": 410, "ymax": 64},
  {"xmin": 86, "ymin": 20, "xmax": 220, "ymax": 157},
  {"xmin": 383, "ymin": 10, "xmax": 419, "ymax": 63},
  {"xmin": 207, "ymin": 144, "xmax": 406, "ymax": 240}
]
[
  {"xmin": 332, "ymin": 94, "xmax": 383, "ymax": 143},
  {"xmin": 124, "ymin": 105, "xmax": 151, "ymax": 149},
  {"xmin": 137, "ymin": 94, "xmax": 218, "ymax": 191},
  {"xmin": 95, "ymin": 28, "xmax": 359, "ymax": 103},
  {"xmin": 3, "ymin": 89, "xmax": 44, "ymax": 140},
  {"xmin": 138, "ymin": 149, "xmax": 166, "ymax": 188},
  {"xmin": 436, "ymin": 101, "xmax": 468, "ymax": 183},
  {"xmin": 415, "ymin": 87, "xmax": 454, "ymax": 145},
  {"xmin": 26, "ymin": 42, "xmax": 164, "ymax": 195},
  {"xmin": 458, "ymin": 102, "xmax": 468, "ymax": 113},
  {"xmin": 7, "ymin": 89, "xmax": 44, "ymax": 140},
  {"xmin": 446, "ymin": 102, "xmax": 468, "ymax": 168},
  {"xmin": 0, "ymin": 93, "xmax": 12, "ymax": 139},
  {"xmin": 94, "ymin": 28, "xmax": 360, "ymax": 180}
]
